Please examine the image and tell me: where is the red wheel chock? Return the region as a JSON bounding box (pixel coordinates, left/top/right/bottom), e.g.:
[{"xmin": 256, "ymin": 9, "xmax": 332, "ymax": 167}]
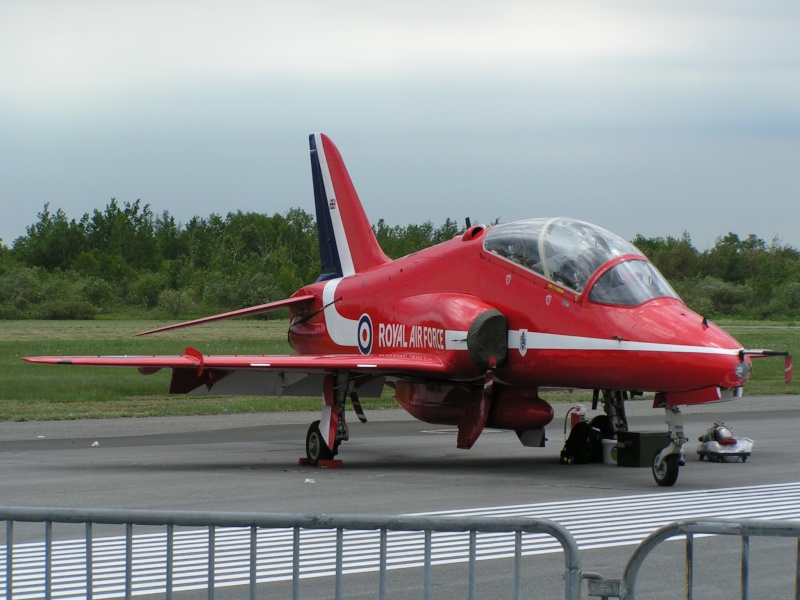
[{"xmin": 298, "ymin": 458, "xmax": 343, "ymax": 469}]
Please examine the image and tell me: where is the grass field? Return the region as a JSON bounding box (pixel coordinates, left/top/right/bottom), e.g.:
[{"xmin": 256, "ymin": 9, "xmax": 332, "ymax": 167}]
[
  {"xmin": 1, "ymin": 320, "xmax": 797, "ymax": 421},
  {"xmin": 0, "ymin": 320, "xmax": 361, "ymax": 421}
]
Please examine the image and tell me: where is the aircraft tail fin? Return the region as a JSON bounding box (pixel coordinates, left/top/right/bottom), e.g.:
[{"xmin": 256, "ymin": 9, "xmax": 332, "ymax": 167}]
[{"xmin": 310, "ymin": 133, "xmax": 390, "ymax": 279}]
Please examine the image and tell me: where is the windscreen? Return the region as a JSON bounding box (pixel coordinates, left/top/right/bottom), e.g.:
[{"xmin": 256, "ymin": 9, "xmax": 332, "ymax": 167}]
[{"xmin": 589, "ymin": 260, "xmax": 680, "ymax": 306}]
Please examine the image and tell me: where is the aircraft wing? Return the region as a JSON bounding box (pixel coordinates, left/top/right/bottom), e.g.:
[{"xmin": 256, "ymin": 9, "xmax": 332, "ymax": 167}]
[
  {"xmin": 23, "ymin": 350, "xmax": 445, "ymax": 374},
  {"xmin": 22, "ymin": 350, "xmax": 449, "ymax": 397}
]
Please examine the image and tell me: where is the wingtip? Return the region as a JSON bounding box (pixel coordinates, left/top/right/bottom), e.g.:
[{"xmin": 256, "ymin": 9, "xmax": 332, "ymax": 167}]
[{"xmin": 22, "ymin": 357, "xmax": 73, "ymax": 365}]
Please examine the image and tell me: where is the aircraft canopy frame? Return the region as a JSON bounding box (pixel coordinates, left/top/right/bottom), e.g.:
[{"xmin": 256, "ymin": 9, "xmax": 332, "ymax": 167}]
[{"xmin": 484, "ymin": 217, "xmax": 679, "ymax": 305}]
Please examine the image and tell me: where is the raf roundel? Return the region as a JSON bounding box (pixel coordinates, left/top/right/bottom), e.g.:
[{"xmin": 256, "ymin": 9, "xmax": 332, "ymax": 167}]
[{"xmin": 357, "ymin": 314, "xmax": 373, "ymax": 355}]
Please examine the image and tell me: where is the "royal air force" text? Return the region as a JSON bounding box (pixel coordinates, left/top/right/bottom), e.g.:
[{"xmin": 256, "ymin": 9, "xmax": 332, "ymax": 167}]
[{"xmin": 378, "ymin": 323, "xmax": 445, "ymax": 350}]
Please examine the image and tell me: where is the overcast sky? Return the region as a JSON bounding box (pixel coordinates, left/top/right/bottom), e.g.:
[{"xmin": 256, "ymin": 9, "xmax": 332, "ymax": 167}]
[{"xmin": 2, "ymin": 1, "xmax": 799, "ymax": 252}]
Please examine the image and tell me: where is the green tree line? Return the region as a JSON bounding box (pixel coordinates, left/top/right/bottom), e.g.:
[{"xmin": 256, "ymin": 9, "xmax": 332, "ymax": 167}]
[
  {"xmin": 632, "ymin": 232, "xmax": 800, "ymax": 319},
  {"xmin": 0, "ymin": 200, "xmax": 798, "ymax": 319},
  {"xmin": 0, "ymin": 201, "xmax": 463, "ymax": 319}
]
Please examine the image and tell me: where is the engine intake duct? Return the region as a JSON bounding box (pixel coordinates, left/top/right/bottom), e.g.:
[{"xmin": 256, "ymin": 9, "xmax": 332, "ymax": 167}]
[{"xmin": 467, "ymin": 309, "xmax": 508, "ymax": 369}]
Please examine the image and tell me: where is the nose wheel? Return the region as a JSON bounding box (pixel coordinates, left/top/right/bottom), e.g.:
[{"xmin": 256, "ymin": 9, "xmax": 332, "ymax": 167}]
[
  {"xmin": 652, "ymin": 404, "xmax": 686, "ymax": 487},
  {"xmin": 652, "ymin": 453, "xmax": 680, "ymax": 487}
]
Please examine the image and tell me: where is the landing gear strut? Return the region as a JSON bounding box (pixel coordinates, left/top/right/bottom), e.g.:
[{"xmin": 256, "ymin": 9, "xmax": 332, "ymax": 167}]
[{"xmin": 594, "ymin": 389, "xmax": 631, "ymax": 436}]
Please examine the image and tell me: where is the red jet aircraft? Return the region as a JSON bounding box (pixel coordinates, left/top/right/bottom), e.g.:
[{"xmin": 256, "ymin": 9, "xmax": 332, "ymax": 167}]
[{"xmin": 25, "ymin": 133, "xmax": 792, "ymax": 486}]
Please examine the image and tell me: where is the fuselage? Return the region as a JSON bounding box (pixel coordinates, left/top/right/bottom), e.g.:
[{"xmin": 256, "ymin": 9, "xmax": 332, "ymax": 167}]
[{"xmin": 289, "ymin": 218, "xmax": 749, "ymax": 400}]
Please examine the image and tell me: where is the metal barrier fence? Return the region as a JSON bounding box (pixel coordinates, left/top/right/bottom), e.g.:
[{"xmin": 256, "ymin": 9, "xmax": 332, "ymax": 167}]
[
  {"xmin": 585, "ymin": 518, "xmax": 800, "ymax": 600},
  {"xmin": 6, "ymin": 508, "xmax": 800, "ymax": 599},
  {"xmin": 1, "ymin": 506, "xmax": 583, "ymax": 600}
]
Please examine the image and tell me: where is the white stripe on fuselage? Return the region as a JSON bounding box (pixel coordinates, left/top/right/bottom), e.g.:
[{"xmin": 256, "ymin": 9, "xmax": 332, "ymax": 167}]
[
  {"xmin": 322, "ymin": 278, "xmax": 738, "ymax": 357},
  {"xmin": 323, "ymin": 278, "xmax": 358, "ymax": 347},
  {"xmin": 508, "ymin": 330, "xmax": 741, "ymax": 356},
  {"xmin": 314, "ymin": 133, "xmax": 355, "ymax": 277}
]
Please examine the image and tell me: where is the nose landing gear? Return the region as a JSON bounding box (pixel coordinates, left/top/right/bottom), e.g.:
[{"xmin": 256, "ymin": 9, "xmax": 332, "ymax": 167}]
[
  {"xmin": 652, "ymin": 404, "xmax": 687, "ymax": 487},
  {"xmin": 593, "ymin": 389, "xmax": 686, "ymax": 486}
]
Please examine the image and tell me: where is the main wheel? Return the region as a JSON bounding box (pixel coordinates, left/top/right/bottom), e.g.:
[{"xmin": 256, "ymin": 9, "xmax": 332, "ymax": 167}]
[
  {"xmin": 306, "ymin": 420, "xmax": 334, "ymax": 466},
  {"xmin": 652, "ymin": 453, "xmax": 680, "ymax": 487}
]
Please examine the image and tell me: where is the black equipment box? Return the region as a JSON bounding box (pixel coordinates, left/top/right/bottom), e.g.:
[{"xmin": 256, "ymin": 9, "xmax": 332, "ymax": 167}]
[{"xmin": 616, "ymin": 432, "xmax": 670, "ymax": 468}]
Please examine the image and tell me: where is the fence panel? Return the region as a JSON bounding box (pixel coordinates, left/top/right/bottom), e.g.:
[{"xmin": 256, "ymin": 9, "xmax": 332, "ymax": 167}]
[
  {"xmin": 1, "ymin": 506, "xmax": 583, "ymax": 600},
  {"xmin": 585, "ymin": 518, "xmax": 800, "ymax": 599}
]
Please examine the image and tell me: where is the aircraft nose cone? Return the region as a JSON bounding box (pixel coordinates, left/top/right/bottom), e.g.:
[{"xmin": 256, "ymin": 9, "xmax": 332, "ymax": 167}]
[{"xmin": 628, "ymin": 299, "xmax": 747, "ymax": 391}]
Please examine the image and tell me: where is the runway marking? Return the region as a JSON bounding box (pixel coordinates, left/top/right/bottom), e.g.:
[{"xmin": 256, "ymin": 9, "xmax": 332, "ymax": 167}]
[{"xmin": 3, "ymin": 481, "xmax": 800, "ymax": 598}]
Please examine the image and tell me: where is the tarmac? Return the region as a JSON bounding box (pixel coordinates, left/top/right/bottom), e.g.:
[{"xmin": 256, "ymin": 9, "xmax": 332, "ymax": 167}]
[{"xmin": 2, "ymin": 394, "xmax": 797, "ymax": 441}]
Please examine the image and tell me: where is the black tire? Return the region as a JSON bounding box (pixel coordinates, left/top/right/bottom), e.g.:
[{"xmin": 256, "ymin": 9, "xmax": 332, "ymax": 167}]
[
  {"xmin": 652, "ymin": 453, "xmax": 680, "ymax": 487},
  {"xmin": 306, "ymin": 420, "xmax": 334, "ymax": 466}
]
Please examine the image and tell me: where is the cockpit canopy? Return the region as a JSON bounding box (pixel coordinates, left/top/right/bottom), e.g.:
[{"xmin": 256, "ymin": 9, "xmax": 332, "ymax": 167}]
[{"xmin": 483, "ymin": 217, "xmax": 679, "ymax": 306}]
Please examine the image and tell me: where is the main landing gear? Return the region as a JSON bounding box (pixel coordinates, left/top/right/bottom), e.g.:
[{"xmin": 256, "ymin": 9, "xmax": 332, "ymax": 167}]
[{"xmin": 303, "ymin": 373, "xmax": 367, "ymax": 468}]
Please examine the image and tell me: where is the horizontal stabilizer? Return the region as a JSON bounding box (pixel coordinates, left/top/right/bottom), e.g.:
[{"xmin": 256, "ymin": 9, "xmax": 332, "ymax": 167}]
[{"xmin": 135, "ymin": 295, "xmax": 315, "ymax": 336}]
